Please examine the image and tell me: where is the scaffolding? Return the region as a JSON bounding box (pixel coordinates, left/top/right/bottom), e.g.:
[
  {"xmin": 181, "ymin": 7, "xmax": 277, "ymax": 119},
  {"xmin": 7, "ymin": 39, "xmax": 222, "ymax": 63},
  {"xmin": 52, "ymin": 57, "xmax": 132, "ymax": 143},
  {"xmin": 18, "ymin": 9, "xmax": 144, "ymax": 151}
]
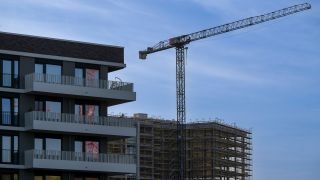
[{"xmin": 108, "ymin": 116, "xmax": 252, "ymax": 180}]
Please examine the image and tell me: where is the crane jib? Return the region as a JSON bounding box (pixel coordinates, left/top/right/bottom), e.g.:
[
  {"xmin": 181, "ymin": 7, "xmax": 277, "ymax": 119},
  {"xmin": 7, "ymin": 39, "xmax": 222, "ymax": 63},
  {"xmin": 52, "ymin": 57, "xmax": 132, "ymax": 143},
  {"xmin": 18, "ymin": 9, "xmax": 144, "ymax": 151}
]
[{"xmin": 139, "ymin": 2, "xmax": 311, "ymax": 58}]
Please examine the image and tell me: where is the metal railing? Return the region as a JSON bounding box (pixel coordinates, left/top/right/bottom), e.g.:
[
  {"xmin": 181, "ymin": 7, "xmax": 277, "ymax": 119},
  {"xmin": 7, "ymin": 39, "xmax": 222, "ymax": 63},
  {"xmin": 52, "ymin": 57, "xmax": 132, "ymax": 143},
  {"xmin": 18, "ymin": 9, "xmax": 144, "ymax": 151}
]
[
  {"xmin": 1, "ymin": 149, "xmax": 19, "ymax": 164},
  {"xmin": 1, "ymin": 111, "xmax": 19, "ymax": 126},
  {"xmin": 28, "ymin": 149, "xmax": 135, "ymax": 164},
  {"xmin": 25, "ymin": 73, "xmax": 133, "ymax": 92},
  {"xmin": 25, "ymin": 111, "xmax": 135, "ymax": 128}
]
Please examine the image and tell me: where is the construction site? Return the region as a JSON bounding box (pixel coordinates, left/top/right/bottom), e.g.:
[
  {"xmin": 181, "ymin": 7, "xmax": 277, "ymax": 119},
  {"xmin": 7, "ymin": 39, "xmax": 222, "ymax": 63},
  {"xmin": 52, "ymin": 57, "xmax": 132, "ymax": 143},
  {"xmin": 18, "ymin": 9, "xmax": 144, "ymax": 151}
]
[{"xmin": 108, "ymin": 113, "xmax": 252, "ymax": 180}]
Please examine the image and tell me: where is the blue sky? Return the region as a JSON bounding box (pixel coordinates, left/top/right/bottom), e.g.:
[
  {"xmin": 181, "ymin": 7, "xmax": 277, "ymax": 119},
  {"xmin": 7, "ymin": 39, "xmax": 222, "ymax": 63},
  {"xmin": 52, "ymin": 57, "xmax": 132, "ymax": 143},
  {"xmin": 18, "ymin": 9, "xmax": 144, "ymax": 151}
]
[{"xmin": 1, "ymin": 0, "xmax": 319, "ymax": 179}]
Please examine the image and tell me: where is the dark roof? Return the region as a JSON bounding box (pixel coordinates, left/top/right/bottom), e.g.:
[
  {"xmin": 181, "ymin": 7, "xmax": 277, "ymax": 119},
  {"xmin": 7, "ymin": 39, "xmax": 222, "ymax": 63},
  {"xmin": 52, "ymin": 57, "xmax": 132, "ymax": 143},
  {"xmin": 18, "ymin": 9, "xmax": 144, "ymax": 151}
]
[{"xmin": 0, "ymin": 32, "xmax": 124, "ymax": 64}]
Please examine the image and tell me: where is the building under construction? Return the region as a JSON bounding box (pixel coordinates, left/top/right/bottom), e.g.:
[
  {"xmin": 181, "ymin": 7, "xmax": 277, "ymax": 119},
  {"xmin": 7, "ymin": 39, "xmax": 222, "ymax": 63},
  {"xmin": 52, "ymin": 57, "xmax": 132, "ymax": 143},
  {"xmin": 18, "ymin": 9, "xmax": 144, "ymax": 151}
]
[{"xmin": 108, "ymin": 113, "xmax": 252, "ymax": 180}]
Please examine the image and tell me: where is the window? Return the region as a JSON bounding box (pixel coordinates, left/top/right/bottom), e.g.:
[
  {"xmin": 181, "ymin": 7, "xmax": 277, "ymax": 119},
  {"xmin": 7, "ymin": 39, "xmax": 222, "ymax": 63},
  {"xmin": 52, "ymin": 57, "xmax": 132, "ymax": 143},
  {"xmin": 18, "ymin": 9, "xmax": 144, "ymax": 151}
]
[
  {"xmin": 75, "ymin": 140, "xmax": 99, "ymax": 153},
  {"xmin": 34, "ymin": 138, "xmax": 61, "ymax": 159},
  {"xmin": 35, "ymin": 138, "xmax": 43, "ymax": 150},
  {"xmin": 0, "ymin": 135, "xmax": 18, "ymax": 164},
  {"xmin": 3, "ymin": 60, "xmax": 12, "ymax": 87},
  {"xmin": 74, "ymin": 178, "xmax": 99, "ymax": 180},
  {"xmin": 75, "ymin": 67, "xmax": 100, "ymax": 87},
  {"xmin": 35, "ymin": 100, "xmax": 61, "ymax": 113},
  {"xmin": 2, "ymin": 136, "xmax": 11, "ymax": 162},
  {"xmin": 1, "ymin": 174, "xmax": 18, "ymax": 180},
  {"xmin": 35, "ymin": 63, "xmax": 61, "ymax": 83},
  {"xmin": 1, "ymin": 97, "xmax": 18, "ymax": 126},
  {"xmin": 75, "ymin": 103, "xmax": 99, "ymax": 123},
  {"xmin": 1, "ymin": 60, "xmax": 19, "ymax": 88},
  {"xmin": 45, "ymin": 138, "xmax": 61, "ymax": 151},
  {"xmin": 35, "ymin": 99, "xmax": 61, "ymax": 121},
  {"xmin": 34, "ymin": 138, "xmax": 61, "ymax": 151},
  {"xmin": 86, "ymin": 69, "xmax": 99, "ymax": 87},
  {"xmin": 75, "ymin": 68, "xmax": 84, "ymax": 86},
  {"xmin": 2, "ymin": 98, "xmax": 10, "ymax": 125},
  {"xmin": 46, "ymin": 101, "xmax": 61, "ymax": 113},
  {"xmin": 34, "ymin": 176, "xmax": 61, "ymax": 180}
]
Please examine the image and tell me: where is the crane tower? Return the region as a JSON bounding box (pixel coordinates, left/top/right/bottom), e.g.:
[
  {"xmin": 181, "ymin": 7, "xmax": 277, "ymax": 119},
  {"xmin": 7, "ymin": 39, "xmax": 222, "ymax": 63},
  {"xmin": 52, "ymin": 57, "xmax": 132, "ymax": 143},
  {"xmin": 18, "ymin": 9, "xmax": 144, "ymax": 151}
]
[{"xmin": 139, "ymin": 3, "xmax": 311, "ymax": 180}]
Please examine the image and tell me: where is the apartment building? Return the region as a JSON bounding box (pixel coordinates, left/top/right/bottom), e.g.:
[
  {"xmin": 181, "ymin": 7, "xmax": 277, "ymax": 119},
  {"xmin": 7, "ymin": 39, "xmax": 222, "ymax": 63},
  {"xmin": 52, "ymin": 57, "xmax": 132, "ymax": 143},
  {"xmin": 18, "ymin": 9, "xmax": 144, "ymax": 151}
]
[{"xmin": 0, "ymin": 32, "xmax": 138, "ymax": 180}]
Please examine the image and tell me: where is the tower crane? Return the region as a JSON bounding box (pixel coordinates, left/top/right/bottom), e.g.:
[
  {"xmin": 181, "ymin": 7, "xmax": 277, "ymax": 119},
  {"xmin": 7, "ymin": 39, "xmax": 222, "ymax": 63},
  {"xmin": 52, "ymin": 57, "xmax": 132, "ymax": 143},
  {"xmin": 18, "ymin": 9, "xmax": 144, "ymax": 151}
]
[{"xmin": 139, "ymin": 3, "xmax": 311, "ymax": 180}]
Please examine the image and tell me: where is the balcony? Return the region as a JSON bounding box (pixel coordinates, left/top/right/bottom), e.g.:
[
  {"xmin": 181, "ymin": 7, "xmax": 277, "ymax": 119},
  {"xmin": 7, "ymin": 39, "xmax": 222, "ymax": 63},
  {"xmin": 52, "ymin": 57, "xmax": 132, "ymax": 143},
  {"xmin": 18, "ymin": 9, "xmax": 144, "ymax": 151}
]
[
  {"xmin": 24, "ymin": 73, "xmax": 136, "ymax": 105},
  {"xmin": 25, "ymin": 149, "xmax": 136, "ymax": 174},
  {"xmin": 25, "ymin": 111, "xmax": 136, "ymax": 138}
]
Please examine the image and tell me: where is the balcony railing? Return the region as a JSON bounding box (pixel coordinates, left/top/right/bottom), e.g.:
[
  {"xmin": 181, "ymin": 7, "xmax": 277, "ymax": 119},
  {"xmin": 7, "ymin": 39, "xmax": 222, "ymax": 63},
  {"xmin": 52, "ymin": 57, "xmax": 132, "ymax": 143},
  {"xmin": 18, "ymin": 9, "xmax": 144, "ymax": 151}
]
[
  {"xmin": 1, "ymin": 111, "xmax": 19, "ymax": 126},
  {"xmin": 25, "ymin": 73, "xmax": 133, "ymax": 92},
  {"xmin": 1, "ymin": 149, "xmax": 19, "ymax": 164},
  {"xmin": 28, "ymin": 149, "xmax": 135, "ymax": 164},
  {"xmin": 25, "ymin": 111, "xmax": 135, "ymax": 128}
]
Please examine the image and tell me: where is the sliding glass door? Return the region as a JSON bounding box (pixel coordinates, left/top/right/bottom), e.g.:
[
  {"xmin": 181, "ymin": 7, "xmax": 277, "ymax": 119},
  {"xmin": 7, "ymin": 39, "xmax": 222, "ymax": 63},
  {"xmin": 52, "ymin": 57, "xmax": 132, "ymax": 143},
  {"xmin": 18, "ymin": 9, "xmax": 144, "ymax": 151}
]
[
  {"xmin": 1, "ymin": 60, "xmax": 19, "ymax": 88},
  {"xmin": 1, "ymin": 97, "xmax": 18, "ymax": 126}
]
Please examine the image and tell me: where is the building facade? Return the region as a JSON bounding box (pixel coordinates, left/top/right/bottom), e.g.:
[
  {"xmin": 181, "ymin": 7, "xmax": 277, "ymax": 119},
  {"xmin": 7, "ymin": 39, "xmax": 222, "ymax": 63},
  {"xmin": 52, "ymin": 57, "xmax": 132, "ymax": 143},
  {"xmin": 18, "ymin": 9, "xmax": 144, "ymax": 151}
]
[
  {"xmin": 108, "ymin": 114, "xmax": 252, "ymax": 180},
  {"xmin": 0, "ymin": 32, "xmax": 138, "ymax": 180}
]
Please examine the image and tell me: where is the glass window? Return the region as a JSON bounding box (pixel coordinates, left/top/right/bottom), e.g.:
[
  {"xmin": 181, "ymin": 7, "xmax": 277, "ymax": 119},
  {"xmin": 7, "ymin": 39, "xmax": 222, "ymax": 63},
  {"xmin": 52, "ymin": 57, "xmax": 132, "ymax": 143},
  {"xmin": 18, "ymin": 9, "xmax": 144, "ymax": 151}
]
[
  {"xmin": 85, "ymin": 141, "xmax": 99, "ymax": 154},
  {"xmin": 46, "ymin": 101, "xmax": 61, "ymax": 113},
  {"xmin": 14, "ymin": 61, "xmax": 19, "ymax": 76},
  {"xmin": 46, "ymin": 64, "xmax": 61, "ymax": 75},
  {"xmin": 85, "ymin": 105, "xmax": 99, "ymax": 117},
  {"xmin": 2, "ymin": 136, "xmax": 11, "ymax": 162},
  {"xmin": 35, "ymin": 64, "xmax": 44, "ymax": 82},
  {"xmin": 2, "ymin": 98, "xmax": 11, "ymax": 125},
  {"xmin": 13, "ymin": 98, "xmax": 18, "ymax": 125},
  {"xmin": 45, "ymin": 176, "xmax": 61, "ymax": 180},
  {"xmin": 1, "ymin": 174, "xmax": 11, "ymax": 180},
  {"xmin": 45, "ymin": 138, "xmax": 61, "ymax": 151},
  {"xmin": 75, "ymin": 141, "xmax": 83, "ymax": 153},
  {"xmin": 35, "ymin": 138, "xmax": 43, "ymax": 150},
  {"xmin": 75, "ymin": 68, "xmax": 84, "ymax": 86},
  {"xmin": 35, "ymin": 64, "xmax": 44, "ymax": 74},
  {"xmin": 86, "ymin": 69, "xmax": 99, "ymax": 87},
  {"xmin": 46, "ymin": 64, "xmax": 61, "ymax": 83},
  {"xmin": 3, "ymin": 60, "xmax": 12, "ymax": 87},
  {"xmin": 35, "ymin": 100, "xmax": 44, "ymax": 111},
  {"xmin": 13, "ymin": 61, "xmax": 19, "ymax": 88},
  {"xmin": 85, "ymin": 105, "xmax": 99, "ymax": 123},
  {"xmin": 14, "ymin": 136, "xmax": 18, "ymax": 151},
  {"xmin": 75, "ymin": 104, "xmax": 84, "ymax": 115},
  {"xmin": 34, "ymin": 176, "xmax": 43, "ymax": 180}
]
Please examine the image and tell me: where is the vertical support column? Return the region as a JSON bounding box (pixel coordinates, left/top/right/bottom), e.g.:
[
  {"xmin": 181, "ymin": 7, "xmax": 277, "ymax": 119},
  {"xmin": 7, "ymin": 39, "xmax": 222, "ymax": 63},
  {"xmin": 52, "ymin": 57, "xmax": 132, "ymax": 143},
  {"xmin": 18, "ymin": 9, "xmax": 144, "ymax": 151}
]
[
  {"xmin": 100, "ymin": 65, "xmax": 109, "ymax": 116},
  {"xmin": 62, "ymin": 61, "xmax": 75, "ymax": 76},
  {"xmin": 175, "ymin": 46, "xmax": 186, "ymax": 180},
  {"xmin": 19, "ymin": 56, "xmax": 35, "ymax": 89}
]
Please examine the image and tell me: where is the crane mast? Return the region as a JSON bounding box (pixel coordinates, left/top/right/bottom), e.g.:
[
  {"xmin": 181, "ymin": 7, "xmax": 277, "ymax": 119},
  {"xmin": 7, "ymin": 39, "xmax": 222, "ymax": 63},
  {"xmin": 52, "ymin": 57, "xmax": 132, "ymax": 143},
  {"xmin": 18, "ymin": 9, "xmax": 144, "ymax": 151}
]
[{"xmin": 139, "ymin": 3, "xmax": 311, "ymax": 180}]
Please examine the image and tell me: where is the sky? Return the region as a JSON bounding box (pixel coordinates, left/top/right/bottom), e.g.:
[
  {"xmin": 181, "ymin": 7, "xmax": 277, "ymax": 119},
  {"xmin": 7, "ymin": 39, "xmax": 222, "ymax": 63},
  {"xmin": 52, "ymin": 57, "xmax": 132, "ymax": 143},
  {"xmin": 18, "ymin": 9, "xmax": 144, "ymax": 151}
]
[{"xmin": 0, "ymin": 0, "xmax": 319, "ymax": 179}]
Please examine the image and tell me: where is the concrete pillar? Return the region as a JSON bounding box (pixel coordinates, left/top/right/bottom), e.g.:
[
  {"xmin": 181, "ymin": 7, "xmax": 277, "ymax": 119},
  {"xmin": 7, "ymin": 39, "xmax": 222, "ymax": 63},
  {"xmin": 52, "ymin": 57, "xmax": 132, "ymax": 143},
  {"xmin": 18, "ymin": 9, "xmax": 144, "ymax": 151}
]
[
  {"xmin": 62, "ymin": 135, "xmax": 74, "ymax": 151},
  {"xmin": 100, "ymin": 137, "xmax": 108, "ymax": 154},
  {"xmin": 100, "ymin": 65, "xmax": 109, "ymax": 116},
  {"xmin": 100, "ymin": 65, "xmax": 109, "ymax": 81},
  {"xmin": 62, "ymin": 61, "xmax": 75, "ymax": 76},
  {"xmin": 63, "ymin": 98, "xmax": 74, "ymax": 114},
  {"xmin": 100, "ymin": 102, "xmax": 108, "ymax": 116},
  {"xmin": 19, "ymin": 56, "xmax": 35, "ymax": 88},
  {"xmin": 19, "ymin": 94, "xmax": 35, "ymax": 126}
]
